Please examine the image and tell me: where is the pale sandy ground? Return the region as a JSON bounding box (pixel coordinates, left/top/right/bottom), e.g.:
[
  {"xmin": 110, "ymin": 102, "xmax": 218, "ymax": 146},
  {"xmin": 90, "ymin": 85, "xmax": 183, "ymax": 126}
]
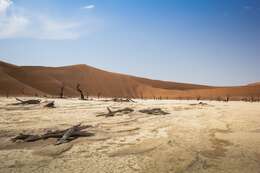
[{"xmin": 0, "ymin": 98, "xmax": 260, "ymax": 173}]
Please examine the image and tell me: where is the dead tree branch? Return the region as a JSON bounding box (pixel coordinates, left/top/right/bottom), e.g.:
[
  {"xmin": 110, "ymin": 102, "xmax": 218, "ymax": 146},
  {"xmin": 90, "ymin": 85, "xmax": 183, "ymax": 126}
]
[
  {"xmin": 44, "ymin": 101, "xmax": 55, "ymax": 108},
  {"xmin": 97, "ymin": 107, "xmax": 134, "ymax": 117},
  {"xmin": 11, "ymin": 124, "xmax": 93, "ymax": 145},
  {"xmin": 12, "ymin": 98, "xmax": 41, "ymax": 105},
  {"xmin": 139, "ymin": 108, "xmax": 169, "ymax": 115},
  {"xmin": 112, "ymin": 98, "xmax": 136, "ymax": 103}
]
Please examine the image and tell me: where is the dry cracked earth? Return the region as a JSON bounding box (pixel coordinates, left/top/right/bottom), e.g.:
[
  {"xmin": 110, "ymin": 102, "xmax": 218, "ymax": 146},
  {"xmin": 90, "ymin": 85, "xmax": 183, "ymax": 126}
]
[{"xmin": 0, "ymin": 98, "xmax": 259, "ymax": 173}]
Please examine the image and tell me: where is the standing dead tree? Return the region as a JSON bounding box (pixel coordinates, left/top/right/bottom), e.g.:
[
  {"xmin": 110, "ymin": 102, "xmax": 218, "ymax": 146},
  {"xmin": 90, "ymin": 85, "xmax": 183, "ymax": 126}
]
[
  {"xmin": 139, "ymin": 92, "xmax": 144, "ymax": 100},
  {"xmin": 76, "ymin": 84, "xmax": 86, "ymax": 100},
  {"xmin": 59, "ymin": 85, "xmax": 64, "ymax": 98},
  {"xmin": 6, "ymin": 89, "xmax": 9, "ymax": 98},
  {"xmin": 224, "ymin": 95, "xmax": 230, "ymax": 102},
  {"xmin": 97, "ymin": 92, "xmax": 101, "ymax": 99},
  {"xmin": 21, "ymin": 88, "xmax": 25, "ymax": 95}
]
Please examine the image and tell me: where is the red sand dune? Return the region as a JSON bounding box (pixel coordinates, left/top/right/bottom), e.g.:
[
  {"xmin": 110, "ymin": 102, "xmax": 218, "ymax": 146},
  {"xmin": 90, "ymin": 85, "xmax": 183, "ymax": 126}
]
[{"xmin": 0, "ymin": 60, "xmax": 260, "ymax": 100}]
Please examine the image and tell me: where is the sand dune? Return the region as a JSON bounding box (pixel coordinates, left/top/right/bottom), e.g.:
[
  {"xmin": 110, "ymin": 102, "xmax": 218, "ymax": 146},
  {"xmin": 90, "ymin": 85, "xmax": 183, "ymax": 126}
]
[
  {"xmin": 0, "ymin": 60, "xmax": 260, "ymax": 100},
  {"xmin": 248, "ymin": 82, "xmax": 260, "ymax": 86}
]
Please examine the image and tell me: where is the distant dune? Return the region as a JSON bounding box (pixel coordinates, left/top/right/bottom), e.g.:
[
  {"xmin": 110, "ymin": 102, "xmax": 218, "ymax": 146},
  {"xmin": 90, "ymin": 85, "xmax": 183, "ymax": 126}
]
[
  {"xmin": 247, "ymin": 82, "xmax": 260, "ymax": 86},
  {"xmin": 0, "ymin": 60, "xmax": 260, "ymax": 100}
]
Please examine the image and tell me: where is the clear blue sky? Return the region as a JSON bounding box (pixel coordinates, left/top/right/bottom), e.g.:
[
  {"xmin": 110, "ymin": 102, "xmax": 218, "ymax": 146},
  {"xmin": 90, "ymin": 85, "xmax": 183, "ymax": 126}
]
[{"xmin": 0, "ymin": 0, "xmax": 259, "ymax": 86}]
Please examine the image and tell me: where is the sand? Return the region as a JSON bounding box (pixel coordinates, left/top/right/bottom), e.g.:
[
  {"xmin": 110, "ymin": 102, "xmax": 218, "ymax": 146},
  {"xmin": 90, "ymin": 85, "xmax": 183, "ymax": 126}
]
[
  {"xmin": 1, "ymin": 60, "xmax": 260, "ymax": 99},
  {"xmin": 0, "ymin": 97, "xmax": 260, "ymax": 173}
]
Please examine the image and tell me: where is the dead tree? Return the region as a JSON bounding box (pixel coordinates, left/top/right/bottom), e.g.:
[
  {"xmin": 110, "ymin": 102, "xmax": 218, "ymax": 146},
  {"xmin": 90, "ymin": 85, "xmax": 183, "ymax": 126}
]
[
  {"xmin": 11, "ymin": 124, "xmax": 93, "ymax": 145},
  {"xmin": 97, "ymin": 107, "xmax": 134, "ymax": 117},
  {"xmin": 225, "ymin": 95, "xmax": 230, "ymax": 102},
  {"xmin": 44, "ymin": 101, "xmax": 55, "ymax": 108},
  {"xmin": 97, "ymin": 92, "xmax": 101, "ymax": 99},
  {"xmin": 111, "ymin": 98, "xmax": 136, "ymax": 103},
  {"xmin": 76, "ymin": 84, "xmax": 85, "ymax": 100},
  {"xmin": 86, "ymin": 92, "xmax": 89, "ymax": 100},
  {"xmin": 6, "ymin": 89, "xmax": 9, "ymax": 98},
  {"xmin": 12, "ymin": 98, "xmax": 41, "ymax": 105},
  {"xmin": 56, "ymin": 125, "xmax": 79, "ymax": 145},
  {"xmin": 139, "ymin": 108, "xmax": 169, "ymax": 115},
  {"xmin": 250, "ymin": 96, "xmax": 255, "ymax": 102},
  {"xmin": 140, "ymin": 92, "xmax": 144, "ymax": 100},
  {"xmin": 59, "ymin": 85, "xmax": 64, "ymax": 98},
  {"xmin": 21, "ymin": 88, "xmax": 25, "ymax": 95}
]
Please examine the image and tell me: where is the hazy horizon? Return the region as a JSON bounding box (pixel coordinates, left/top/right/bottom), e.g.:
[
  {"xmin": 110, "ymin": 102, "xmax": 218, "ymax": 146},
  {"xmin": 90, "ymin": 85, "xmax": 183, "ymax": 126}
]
[{"xmin": 0, "ymin": 0, "xmax": 259, "ymax": 86}]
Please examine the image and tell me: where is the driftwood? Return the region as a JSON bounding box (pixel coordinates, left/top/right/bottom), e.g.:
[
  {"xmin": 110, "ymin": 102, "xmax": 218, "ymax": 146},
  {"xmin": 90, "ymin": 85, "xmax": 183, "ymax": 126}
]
[
  {"xmin": 97, "ymin": 107, "xmax": 134, "ymax": 117},
  {"xmin": 44, "ymin": 101, "xmax": 55, "ymax": 108},
  {"xmin": 11, "ymin": 98, "xmax": 41, "ymax": 105},
  {"xmin": 11, "ymin": 124, "xmax": 93, "ymax": 145},
  {"xmin": 139, "ymin": 108, "xmax": 169, "ymax": 115}
]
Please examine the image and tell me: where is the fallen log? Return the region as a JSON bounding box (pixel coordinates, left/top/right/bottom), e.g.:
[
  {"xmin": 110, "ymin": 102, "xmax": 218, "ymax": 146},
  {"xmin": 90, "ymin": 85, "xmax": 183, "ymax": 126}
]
[
  {"xmin": 44, "ymin": 101, "xmax": 55, "ymax": 108},
  {"xmin": 139, "ymin": 108, "xmax": 169, "ymax": 115},
  {"xmin": 11, "ymin": 124, "xmax": 94, "ymax": 145},
  {"xmin": 112, "ymin": 98, "xmax": 136, "ymax": 103},
  {"xmin": 11, "ymin": 133, "xmax": 40, "ymax": 142},
  {"xmin": 55, "ymin": 124, "xmax": 80, "ymax": 145},
  {"xmin": 189, "ymin": 102, "xmax": 208, "ymax": 106},
  {"xmin": 97, "ymin": 107, "xmax": 134, "ymax": 117},
  {"xmin": 12, "ymin": 98, "xmax": 41, "ymax": 105}
]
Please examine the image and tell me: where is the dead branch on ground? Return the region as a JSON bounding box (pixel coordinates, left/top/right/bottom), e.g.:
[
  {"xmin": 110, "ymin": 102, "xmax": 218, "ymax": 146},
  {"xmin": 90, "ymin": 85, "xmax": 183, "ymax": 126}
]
[
  {"xmin": 11, "ymin": 98, "xmax": 41, "ymax": 105},
  {"xmin": 44, "ymin": 101, "xmax": 55, "ymax": 108},
  {"xmin": 112, "ymin": 98, "xmax": 136, "ymax": 103},
  {"xmin": 97, "ymin": 107, "xmax": 134, "ymax": 117},
  {"xmin": 190, "ymin": 102, "xmax": 208, "ymax": 106},
  {"xmin": 139, "ymin": 108, "xmax": 169, "ymax": 115},
  {"xmin": 11, "ymin": 124, "xmax": 93, "ymax": 145}
]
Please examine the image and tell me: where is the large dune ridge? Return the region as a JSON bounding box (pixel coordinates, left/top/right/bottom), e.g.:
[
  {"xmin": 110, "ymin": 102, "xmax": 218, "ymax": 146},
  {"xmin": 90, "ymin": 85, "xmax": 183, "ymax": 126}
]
[{"xmin": 0, "ymin": 60, "xmax": 260, "ymax": 100}]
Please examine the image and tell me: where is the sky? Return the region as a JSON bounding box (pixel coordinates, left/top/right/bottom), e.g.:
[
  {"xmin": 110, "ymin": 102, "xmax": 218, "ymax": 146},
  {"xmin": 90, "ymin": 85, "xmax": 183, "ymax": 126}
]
[{"xmin": 0, "ymin": 0, "xmax": 259, "ymax": 86}]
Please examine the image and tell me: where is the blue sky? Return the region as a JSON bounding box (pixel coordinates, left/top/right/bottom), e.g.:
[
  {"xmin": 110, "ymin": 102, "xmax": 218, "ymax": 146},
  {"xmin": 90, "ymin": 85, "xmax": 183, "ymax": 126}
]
[{"xmin": 0, "ymin": 0, "xmax": 259, "ymax": 86}]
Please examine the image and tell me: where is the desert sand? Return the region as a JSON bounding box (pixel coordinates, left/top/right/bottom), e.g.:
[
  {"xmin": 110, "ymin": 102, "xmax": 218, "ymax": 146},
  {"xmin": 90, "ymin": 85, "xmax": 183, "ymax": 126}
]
[
  {"xmin": 1, "ymin": 60, "xmax": 260, "ymax": 100},
  {"xmin": 0, "ymin": 97, "xmax": 259, "ymax": 173}
]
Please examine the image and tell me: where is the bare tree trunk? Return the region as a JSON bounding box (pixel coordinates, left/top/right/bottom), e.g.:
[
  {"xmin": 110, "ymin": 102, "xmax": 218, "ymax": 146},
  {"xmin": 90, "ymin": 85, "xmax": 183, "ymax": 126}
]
[
  {"xmin": 21, "ymin": 88, "xmax": 25, "ymax": 95},
  {"xmin": 76, "ymin": 84, "xmax": 85, "ymax": 100},
  {"xmin": 6, "ymin": 89, "xmax": 9, "ymax": 98},
  {"xmin": 86, "ymin": 92, "xmax": 89, "ymax": 99},
  {"xmin": 60, "ymin": 85, "xmax": 64, "ymax": 98},
  {"xmin": 97, "ymin": 92, "xmax": 101, "ymax": 99},
  {"xmin": 225, "ymin": 95, "xmax": 230, "ymax": 102}
]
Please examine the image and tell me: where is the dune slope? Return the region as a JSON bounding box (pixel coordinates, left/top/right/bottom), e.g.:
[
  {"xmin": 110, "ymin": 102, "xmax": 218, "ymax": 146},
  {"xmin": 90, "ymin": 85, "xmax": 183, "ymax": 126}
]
[{"xmin": 0, "ymin": 60, "xmax": 259, "ymax": 99}]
